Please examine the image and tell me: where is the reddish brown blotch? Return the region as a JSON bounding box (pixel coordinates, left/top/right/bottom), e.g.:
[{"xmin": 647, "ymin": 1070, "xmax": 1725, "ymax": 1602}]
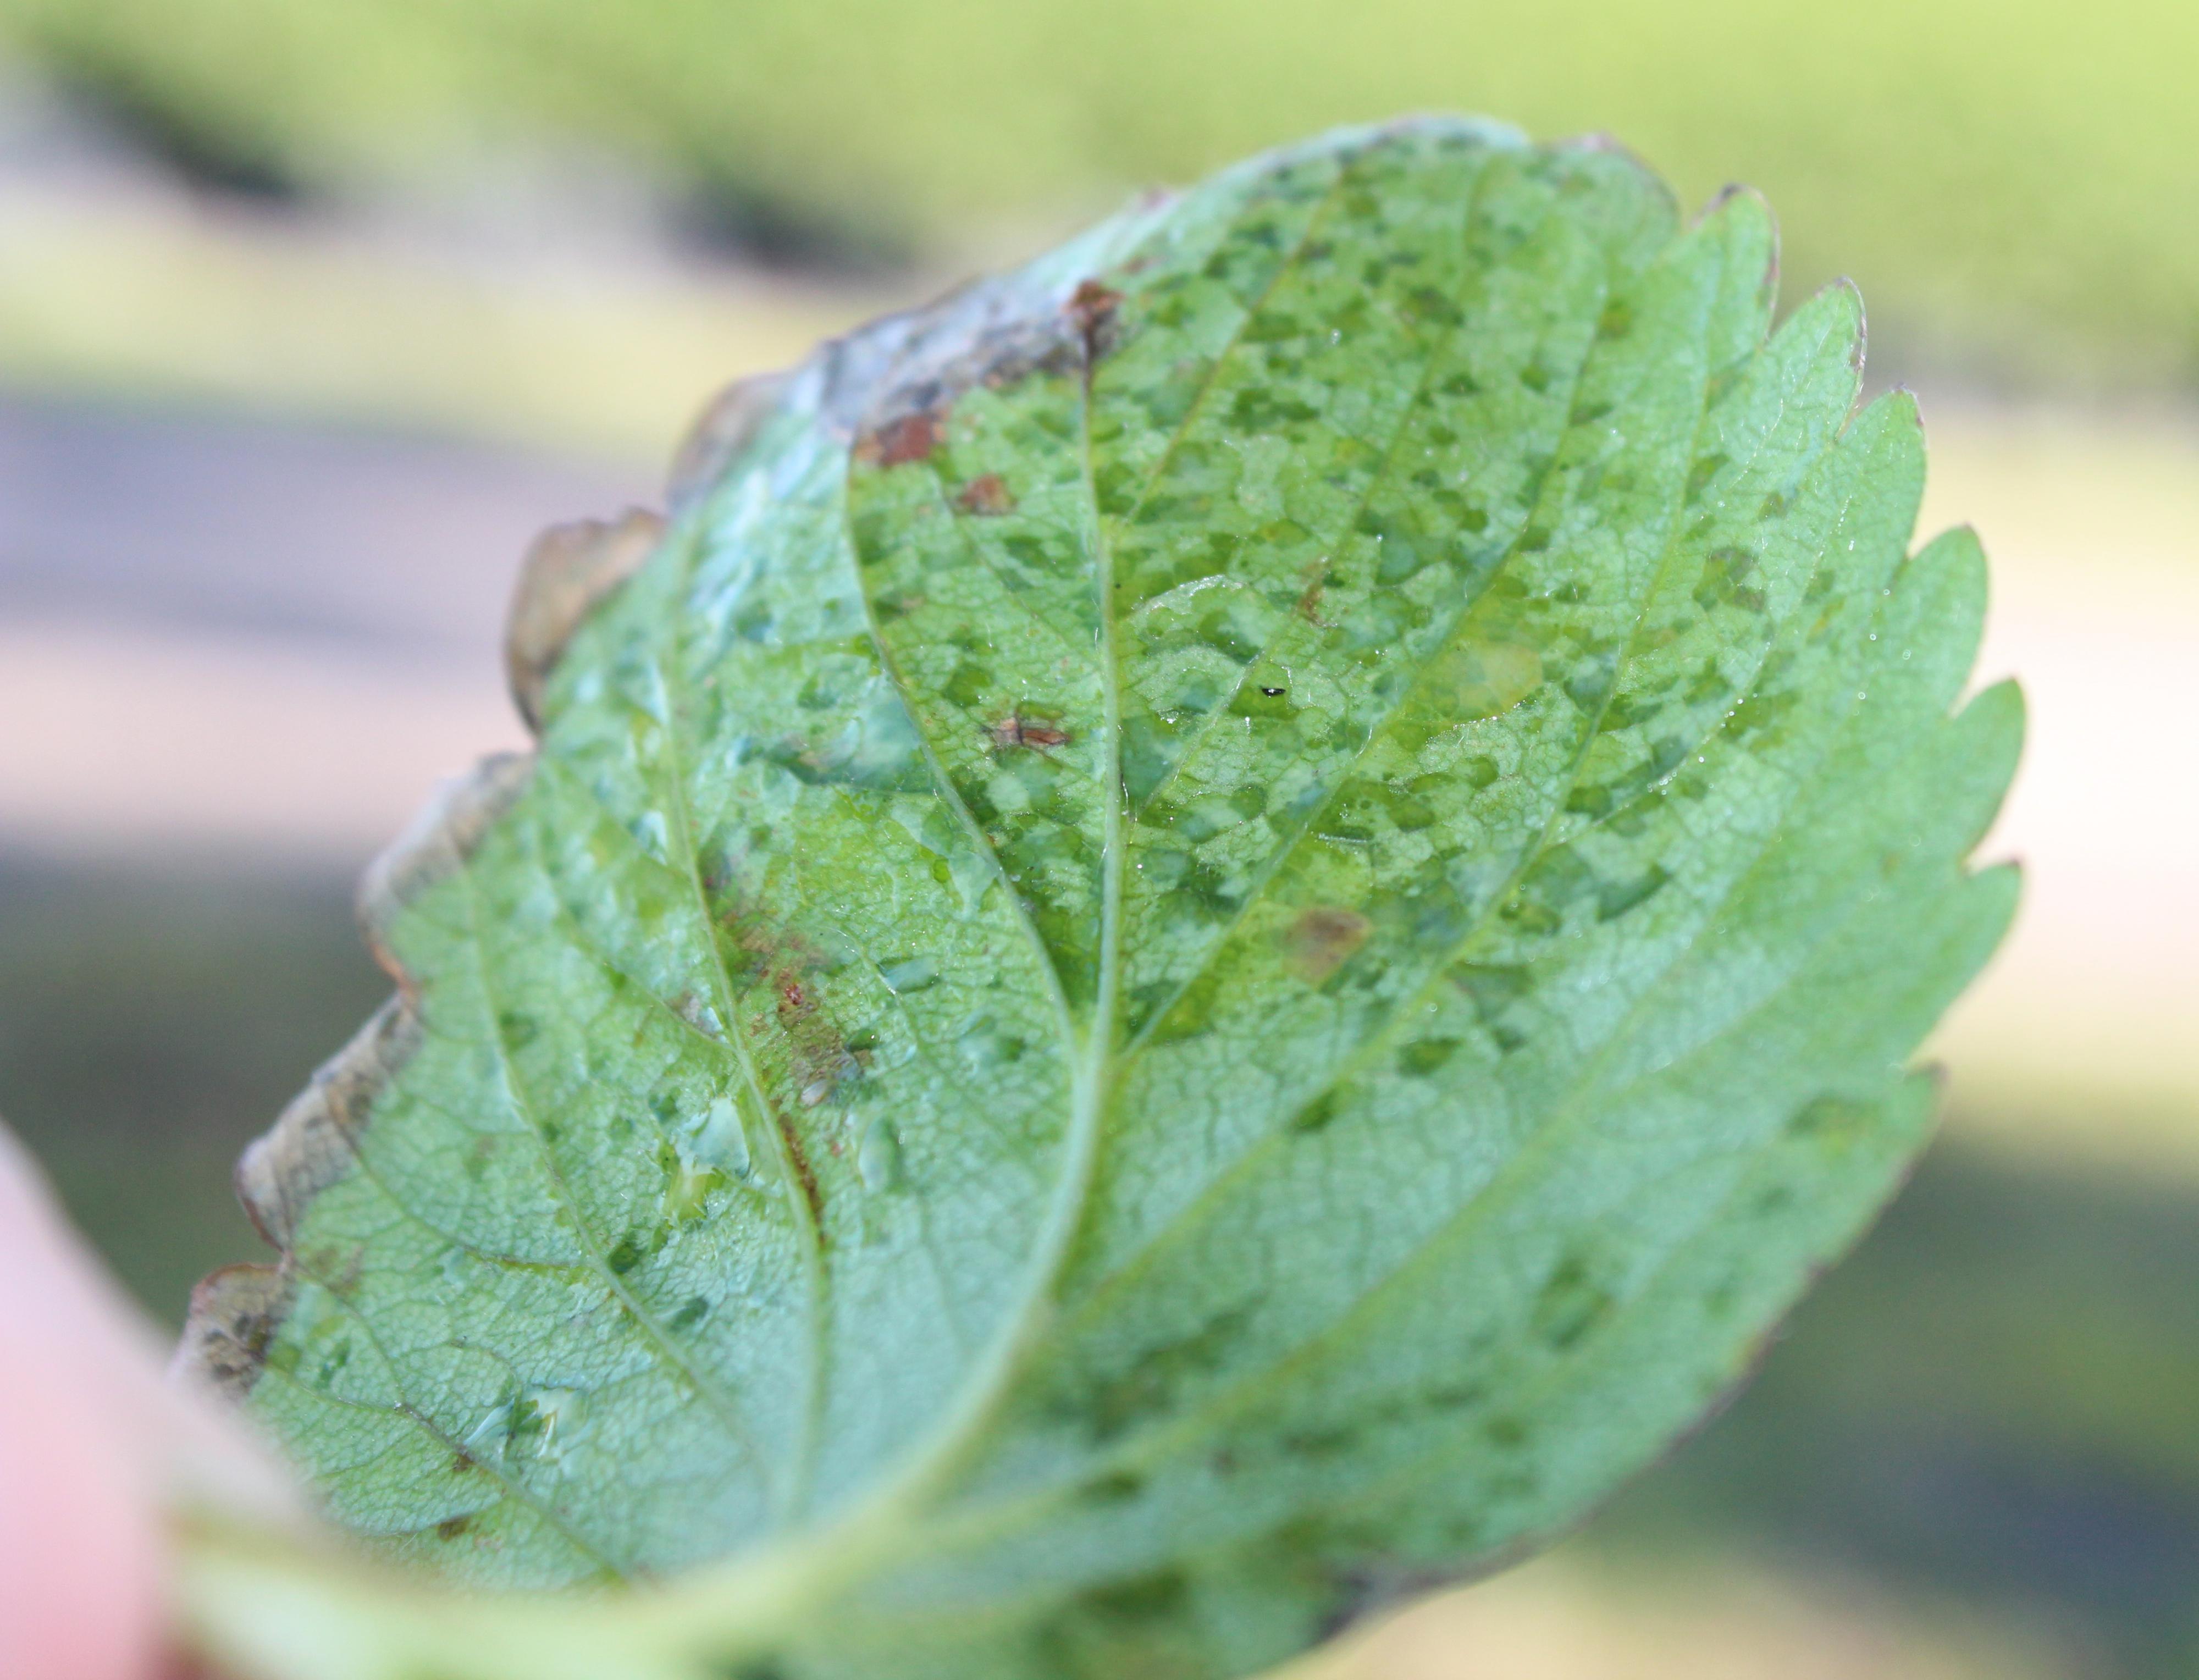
[
  {"xmin": 1068, "ymin": 279, "xmax": 1125, "ymax": 354},
  {"xmin": 1285, "ymin": 905, "xmax": 1372, "ymax": 983},
  {"xmin": 988, "ymin": 713, "xmax": 1071, "ymax": 750},
  {"xmin": 860, "ymin": 409, "xmax": 946, "ymax": 467},
  {"xmin": 1296, "ymin": 558, "xmax": 1332, "ymax": 626},
  {"xmin": 956, "ymin": 473, "xmax": 1016, "ymax": 516}
]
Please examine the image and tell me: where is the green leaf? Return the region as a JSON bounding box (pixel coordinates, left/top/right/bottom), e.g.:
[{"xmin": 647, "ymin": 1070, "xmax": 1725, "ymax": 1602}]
[{"xmin": 178, "ymin": 117, "xmax": 2019, "ymax": 1680}]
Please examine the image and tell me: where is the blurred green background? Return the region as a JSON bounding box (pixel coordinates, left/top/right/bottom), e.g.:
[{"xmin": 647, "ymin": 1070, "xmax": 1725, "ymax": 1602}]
[
  {"xmin": 4, "ymin": 0, "xmax": 2198, "ymax": 378},
  {"xmin": 0, "ymin": 3, "xmax": 2194, "ymax": 1676}
]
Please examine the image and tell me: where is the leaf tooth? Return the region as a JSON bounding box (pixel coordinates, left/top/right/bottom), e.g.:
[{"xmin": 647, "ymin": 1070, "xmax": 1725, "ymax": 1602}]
[
  {"xmin": 177, "ymin": 1261, "xmax": 294, "ymax": 1405},
  {"xmin": 1940, "ymin": 678, "xmax": 2027, "ymax": 855},
  {"xmin": 356, "ymin": 753, "xmax": 534, "ymax": 989},
  {"xmin": 185, "ymin": 754, "xmax": 543, "ymax": 1401},
  {"xmin": 178, "ymin": 995, "xmax": 419, "ymax": 1402},
  {"xmin": 1894, "ymin": 522, "xmax": 1991, "ymax": 703},
  {"xmin": 505, "ymin": 510, "xmax": 664, "ymax": 732},
  {"xmin": 667, "ymin": 372, "xmax": 791, "ymax": 513},
  {"xmin": 1690, "ymin": 183, "xmax": 1780, "ymax": 374}
]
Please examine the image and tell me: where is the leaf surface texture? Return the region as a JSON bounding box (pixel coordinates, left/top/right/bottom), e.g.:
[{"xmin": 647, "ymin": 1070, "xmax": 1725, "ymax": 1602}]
[{"xmin": 182, "ymin": 117, "xmax": 2020, "ymax": 1680}]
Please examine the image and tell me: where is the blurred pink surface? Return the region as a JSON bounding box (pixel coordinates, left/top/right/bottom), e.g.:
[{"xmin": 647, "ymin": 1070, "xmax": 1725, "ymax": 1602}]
[{"xmin": 1, "ymin": 1128, "xmax": 180, "ymax": 1680}]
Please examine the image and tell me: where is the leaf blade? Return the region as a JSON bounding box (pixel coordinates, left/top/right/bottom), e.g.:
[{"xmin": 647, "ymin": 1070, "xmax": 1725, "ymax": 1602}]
[{"xmin": 181, "ymin": 116, "xmax": 2020, "ymax": 1680}]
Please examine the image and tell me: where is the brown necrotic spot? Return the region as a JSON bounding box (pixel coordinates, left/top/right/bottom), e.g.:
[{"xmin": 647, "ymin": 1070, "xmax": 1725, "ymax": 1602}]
[
  {"xmin": 775, "ymin": 1113, "xmax": 825, "ymax": 1233},
  {"xmin": 954, "ymin": 472, "xmax": 1016, "ymax": 516},
  {"xmin": 988, "ymin": 712, "xmax": 1070, "ymax": 750},
  {"xmin": 1286, "ymin": 906, "xmax": 1372, "ymax": 983},
  {"xmin": 178, "ymin": 1264, "xmax": 296, "ymax": 1402},
  {"xmin": 1295, "ymin": 559, "xmax": 1331, "ymax": 625},
  {"xmin": 1068, "ymin": 278, "xmax": 1125, "ymax": 358},
  {"xmin": 858, "ymin": 408, "xmax": 947, "ymax": 467}
]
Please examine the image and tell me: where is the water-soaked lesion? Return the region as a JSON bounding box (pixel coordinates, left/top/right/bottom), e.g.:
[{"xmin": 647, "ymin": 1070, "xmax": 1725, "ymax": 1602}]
[
  {"xmin": 1073, "ymin": 181, "xmax": 1752, "ymax": 1308},
  {"xmin": 1109, "ymin": 145, "xmax": 1661, "ymax": 1054}
]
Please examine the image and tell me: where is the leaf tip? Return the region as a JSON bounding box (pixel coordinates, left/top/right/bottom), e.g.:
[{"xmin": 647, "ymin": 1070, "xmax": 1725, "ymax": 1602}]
[
  {"xmin": 1856, "ymin": 380, "xmax": 1926, "ymax": 460},
  {"xmin": 1552, "ymin": 128, "xmax": 1677, "ymax": 216},
  {"xmin": 1962, "ymin": 672, "xmax": 2027, "ymax": 748},
  {"xmin": 1824, "ymin": 276, "xmax": 1869, "ymax": 373},
  {"xmin": 1695, "ymin": 183, "xmax": 1778, "ymax": 264},
  {"xmin": 1554, "ymin": 127, "xmax": 1639, "ymax": 160}
]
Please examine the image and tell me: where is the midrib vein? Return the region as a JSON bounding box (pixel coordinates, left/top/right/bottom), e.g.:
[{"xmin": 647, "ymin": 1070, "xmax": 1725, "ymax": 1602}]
[
  {"xmin": 931, "ymin": 360, "xmax": 1891, "ymax": 1547},
  {"xmin": 945, "ymin": 253, "xmax": 1739, "ymax": 1484},
  {"xmin": 648, "ymin": 527, "xmax": 830, "ymax": 1523},
  {"xmin": 833, "ymin": 295, "xmax": 1127, "ymax": 1520},
  {"xmin": 1117, "ymin": 170, "xmax": 1556, "ymax": 1063},
  {"xmin": 634, "ymin": 334, "xmax": 1133, "ymax": 1669},
  {"xmin": 1123, "ymin": 156, "xmax": 1502, "ymax": 826},
  {"xmin": 798, "ymin": 146, "xmax": 1419, "ymax": 1545},
  {"xmin": 1110, "ymin": 154, "xmax": 1358, "ymax": 536}
]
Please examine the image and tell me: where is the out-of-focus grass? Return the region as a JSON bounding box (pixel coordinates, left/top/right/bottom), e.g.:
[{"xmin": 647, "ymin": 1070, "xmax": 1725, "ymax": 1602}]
[
  {"xmin": 0, "ymin": 857, "xmax": 387, "ymax": 1322},
  {"xmin": 1604, "ymin": 1141, "xmax": 2199, "ymax": 1669},
  {"xmin": 1309, "ymin": 1546, "xmax": 2094, "ymax": 1679},
  {"xmin": 2, "ymin": 0, "xmax": 2196, "ymax": 382},
  {"xmin": 0, "ymin": 184, "xmax": 889, "ymax": 461}
]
